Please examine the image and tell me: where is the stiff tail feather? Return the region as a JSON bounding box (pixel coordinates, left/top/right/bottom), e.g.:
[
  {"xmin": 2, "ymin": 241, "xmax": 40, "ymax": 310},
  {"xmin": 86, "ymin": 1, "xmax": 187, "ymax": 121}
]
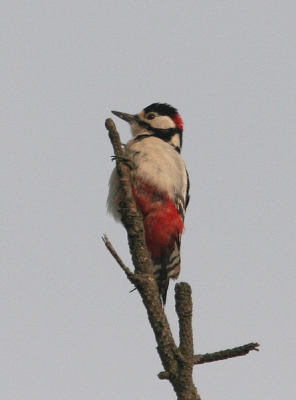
[{"xmin": 152, "ymin": 242, "xmax": 181, "ymax": 304}]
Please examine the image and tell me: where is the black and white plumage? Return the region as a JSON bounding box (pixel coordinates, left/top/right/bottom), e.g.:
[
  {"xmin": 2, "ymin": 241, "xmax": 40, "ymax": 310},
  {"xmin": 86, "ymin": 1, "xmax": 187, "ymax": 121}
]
[{"xmin": 107, "ymin": 103, "xmax": 189, "ymax": 304}]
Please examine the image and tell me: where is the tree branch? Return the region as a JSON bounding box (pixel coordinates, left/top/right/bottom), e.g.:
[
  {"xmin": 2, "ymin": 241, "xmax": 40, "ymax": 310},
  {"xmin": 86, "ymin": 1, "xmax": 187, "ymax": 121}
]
[
  {"xmin": 102, "ymin": 235, "xmax": 134, "ymax": 280},
  {"xmin": 105, "ymin": 118, "xmax": 192, "ymax": 398},
  {"xmin": 104, "ymin": 118, "xmax": 258, "ymax": 399},
  {"xmin": 176, "ymin": 283, "xmax": 194, "ymax": 359},
  {"xmin": 175, "ymin": 283, "xmax": 200, "ymax": 400},
  {"xmin": 105, "ymin": 118, "xmax": 152, "ymax": 275},
  {"xmin": 194, "ymin": 343, "xmax": 260, "ymax": 365}
]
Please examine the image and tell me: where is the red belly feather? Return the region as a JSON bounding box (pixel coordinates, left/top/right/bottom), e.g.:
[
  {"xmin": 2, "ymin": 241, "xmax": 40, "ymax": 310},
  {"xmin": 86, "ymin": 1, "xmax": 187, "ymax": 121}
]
[{"xmin": 132, "ymin": 180, "xmax": 184, "ymax": 259}]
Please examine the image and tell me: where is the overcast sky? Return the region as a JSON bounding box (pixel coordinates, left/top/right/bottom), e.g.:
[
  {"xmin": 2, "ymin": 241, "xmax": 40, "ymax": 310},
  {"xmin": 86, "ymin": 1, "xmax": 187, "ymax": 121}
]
[{"xmin": 1, "ymin": 1, "xmax": 295, "ymax": 399}]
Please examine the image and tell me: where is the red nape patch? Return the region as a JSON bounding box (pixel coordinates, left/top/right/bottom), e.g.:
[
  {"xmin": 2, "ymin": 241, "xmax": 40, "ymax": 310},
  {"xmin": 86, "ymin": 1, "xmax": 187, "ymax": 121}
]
[
  {"xmin": 172, "ymin": 113, "xmax": 184, "ymax": 131},
  {"xmin": 133, "ymin": 181, "xmax": 184, "ymax": 259}
]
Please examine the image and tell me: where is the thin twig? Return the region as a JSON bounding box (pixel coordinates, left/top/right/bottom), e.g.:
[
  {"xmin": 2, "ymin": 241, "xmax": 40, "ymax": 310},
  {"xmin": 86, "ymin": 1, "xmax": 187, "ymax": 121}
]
[
  {"xmin": 102, "ymin": 235, "xmax": 134, "ymax": 279},
  {"xmin": 194, "ymin": 342, "xmax": 260, "ymax": 365}
]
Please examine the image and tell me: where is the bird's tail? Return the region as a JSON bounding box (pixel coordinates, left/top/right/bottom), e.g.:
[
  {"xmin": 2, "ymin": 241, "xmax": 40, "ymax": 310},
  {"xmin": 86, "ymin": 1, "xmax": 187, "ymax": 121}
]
[{"xmin": 152, "ymin": 241, "xmax": 181, "ymax": 304}]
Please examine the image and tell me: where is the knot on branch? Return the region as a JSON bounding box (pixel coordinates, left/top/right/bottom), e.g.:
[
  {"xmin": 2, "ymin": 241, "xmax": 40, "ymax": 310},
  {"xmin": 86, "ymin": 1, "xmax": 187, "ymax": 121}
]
[{"xmin": 158, "ymin": 371, "xmax": 170, "ymax": 380}]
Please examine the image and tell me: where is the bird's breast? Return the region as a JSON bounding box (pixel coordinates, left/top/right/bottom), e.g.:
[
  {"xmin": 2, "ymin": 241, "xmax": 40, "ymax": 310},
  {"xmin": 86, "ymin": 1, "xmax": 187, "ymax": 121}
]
[{"xmin": 125, "ymin": 136, "xmax": 187, "ymax": 200}]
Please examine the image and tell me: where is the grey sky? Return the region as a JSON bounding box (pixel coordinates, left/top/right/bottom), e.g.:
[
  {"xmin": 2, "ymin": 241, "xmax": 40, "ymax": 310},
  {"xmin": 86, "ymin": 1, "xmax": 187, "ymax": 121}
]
[{"xmin": 1, "ymin": 1, "xmax": 295, "ymax": 399}]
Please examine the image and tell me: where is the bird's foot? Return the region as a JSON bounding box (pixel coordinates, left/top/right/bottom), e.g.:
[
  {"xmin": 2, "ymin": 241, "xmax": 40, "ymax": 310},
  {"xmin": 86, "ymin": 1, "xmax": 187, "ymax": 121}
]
[{"xmin": 111, "ymin": 155, "xmax": 134, "ymax": 169}]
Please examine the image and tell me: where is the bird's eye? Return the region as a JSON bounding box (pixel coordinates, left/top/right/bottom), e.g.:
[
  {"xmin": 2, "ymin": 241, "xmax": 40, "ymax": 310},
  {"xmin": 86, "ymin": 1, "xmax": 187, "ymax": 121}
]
[{"xmin": 146, "ymin": 113, "xmax": 155, "ymax": 120}]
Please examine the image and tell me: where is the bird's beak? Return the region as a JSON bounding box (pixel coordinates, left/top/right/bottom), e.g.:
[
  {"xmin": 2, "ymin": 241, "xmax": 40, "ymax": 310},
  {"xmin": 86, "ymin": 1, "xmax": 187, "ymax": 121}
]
[{"xmin": 111, "ymin": 111, "xmax": 137, "ymax": 124}]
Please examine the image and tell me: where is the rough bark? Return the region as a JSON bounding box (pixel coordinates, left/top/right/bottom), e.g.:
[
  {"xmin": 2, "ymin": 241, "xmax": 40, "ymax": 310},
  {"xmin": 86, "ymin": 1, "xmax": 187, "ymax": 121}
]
[{"xmin": 104, "ymin": 118, "xmax": 259, "ymax": 399}]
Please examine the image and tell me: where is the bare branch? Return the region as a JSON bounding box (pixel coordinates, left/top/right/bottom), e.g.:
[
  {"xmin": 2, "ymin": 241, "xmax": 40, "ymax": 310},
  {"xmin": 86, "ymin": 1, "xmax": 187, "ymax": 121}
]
[
  {"xmin": 105, "ymin": 119, "xmax": 185, "ymax": 396},
  {"xmin": 104, "ymin": 118, "xmax": 258, "ymax": 400},
  {"xmin": 102, "ymin": 235, "xmax": 134, "ymax": 280},
  {"xmin": 105, "ymin": 118, "xmax": 152, "ymax": 275},
  {"xmin": 194, "ymin": 343, "xmax": 260, "ymax": 365},
  {"xmin": 105, "ymin": 118, "xmax": 124, "ymax": 158},
  {"xmin": 175, "ymin": 282, "xmax": 194, "ymax": 358},
  {"xmin": 175, "ymin": 283, "xmax": 200, "ymax": 400}
]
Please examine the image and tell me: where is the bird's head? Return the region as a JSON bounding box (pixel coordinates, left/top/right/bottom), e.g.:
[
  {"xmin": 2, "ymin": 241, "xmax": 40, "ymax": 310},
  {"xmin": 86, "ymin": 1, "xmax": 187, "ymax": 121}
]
[{"xmin": 112, "ymin": 103, "xmax": 184, "ymax": 149}]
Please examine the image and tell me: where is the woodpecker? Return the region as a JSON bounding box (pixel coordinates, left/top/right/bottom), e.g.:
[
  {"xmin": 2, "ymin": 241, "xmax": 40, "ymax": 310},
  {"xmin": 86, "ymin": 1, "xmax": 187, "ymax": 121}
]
[{"xmin": 107, "ymin": 103, "xmax": 189, "ymax": 304}]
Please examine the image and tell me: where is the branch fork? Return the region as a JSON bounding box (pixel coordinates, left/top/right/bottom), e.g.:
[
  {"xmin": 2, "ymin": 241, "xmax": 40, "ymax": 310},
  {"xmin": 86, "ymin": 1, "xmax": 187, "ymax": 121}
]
[{"xmin": 103, "ymin": 118, "xmax": 259, "ymax": 400}]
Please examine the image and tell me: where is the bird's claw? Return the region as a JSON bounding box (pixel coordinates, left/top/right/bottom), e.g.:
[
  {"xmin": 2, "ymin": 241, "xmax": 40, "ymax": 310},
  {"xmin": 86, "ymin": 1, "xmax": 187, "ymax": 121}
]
[{"xmin": 111, "ymin": 156, "xmax": 134, "ymax": 170}]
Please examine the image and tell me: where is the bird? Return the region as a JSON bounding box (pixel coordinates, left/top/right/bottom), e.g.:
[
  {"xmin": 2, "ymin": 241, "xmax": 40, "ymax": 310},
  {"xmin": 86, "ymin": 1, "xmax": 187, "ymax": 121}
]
[{"xmin": 107, "ymin": 103, "xmax": 189, "ymax": 304}]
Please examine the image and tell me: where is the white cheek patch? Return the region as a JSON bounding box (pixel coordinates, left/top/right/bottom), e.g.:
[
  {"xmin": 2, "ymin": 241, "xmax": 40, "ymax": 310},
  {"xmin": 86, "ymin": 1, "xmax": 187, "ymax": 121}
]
[{"xmin": 150, "ymin": 115, "xmax": 176, "ymax": 129}]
